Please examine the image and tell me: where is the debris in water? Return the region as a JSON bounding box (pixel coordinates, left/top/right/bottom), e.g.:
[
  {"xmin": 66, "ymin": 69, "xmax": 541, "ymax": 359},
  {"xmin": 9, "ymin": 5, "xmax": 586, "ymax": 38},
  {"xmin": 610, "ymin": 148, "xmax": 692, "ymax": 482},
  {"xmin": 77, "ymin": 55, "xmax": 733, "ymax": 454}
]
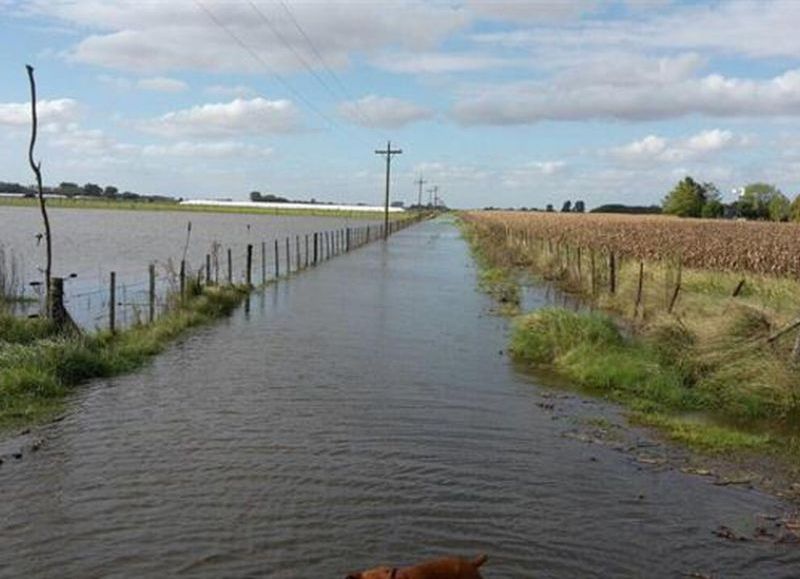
[{"xmin": 713, "ymin": 525, "xmax": 748, "ymax": 542}]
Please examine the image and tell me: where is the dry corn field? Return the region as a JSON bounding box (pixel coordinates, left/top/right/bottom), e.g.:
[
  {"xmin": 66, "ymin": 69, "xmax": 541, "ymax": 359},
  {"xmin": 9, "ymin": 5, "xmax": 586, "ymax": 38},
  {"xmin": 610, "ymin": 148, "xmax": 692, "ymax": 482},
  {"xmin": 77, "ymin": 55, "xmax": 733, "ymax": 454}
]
[{"xmin": 462, "ymin": 211, "xmax": 800, "ymax": 277}]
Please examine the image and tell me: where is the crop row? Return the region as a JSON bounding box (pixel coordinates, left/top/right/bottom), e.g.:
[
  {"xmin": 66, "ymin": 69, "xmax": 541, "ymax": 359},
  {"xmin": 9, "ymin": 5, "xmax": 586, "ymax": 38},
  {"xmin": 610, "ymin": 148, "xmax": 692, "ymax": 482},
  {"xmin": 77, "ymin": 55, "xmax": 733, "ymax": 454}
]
[{"xmin": 462, "ymin": 211, "xmax": 800, "ymax": 277}]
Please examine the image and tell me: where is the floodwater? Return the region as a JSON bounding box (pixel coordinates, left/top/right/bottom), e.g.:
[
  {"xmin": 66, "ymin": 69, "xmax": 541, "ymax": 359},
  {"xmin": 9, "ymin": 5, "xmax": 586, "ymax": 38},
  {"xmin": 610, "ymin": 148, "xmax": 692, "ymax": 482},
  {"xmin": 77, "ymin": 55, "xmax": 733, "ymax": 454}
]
[
  {"xmin": 0, "ymin": 206, "xmax": 379, "ymax": 327},
  {"xmin": 1, "ymin": 219, "xmax": 798, "ymax": 578}
]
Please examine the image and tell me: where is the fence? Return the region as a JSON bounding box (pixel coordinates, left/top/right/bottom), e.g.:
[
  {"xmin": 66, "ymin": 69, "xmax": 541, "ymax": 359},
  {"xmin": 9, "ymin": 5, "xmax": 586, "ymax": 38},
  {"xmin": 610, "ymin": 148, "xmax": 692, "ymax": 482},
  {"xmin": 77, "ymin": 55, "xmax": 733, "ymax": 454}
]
[{"xmin": 43, "ymin": 215, "xmax": 425, "ymax": 332}]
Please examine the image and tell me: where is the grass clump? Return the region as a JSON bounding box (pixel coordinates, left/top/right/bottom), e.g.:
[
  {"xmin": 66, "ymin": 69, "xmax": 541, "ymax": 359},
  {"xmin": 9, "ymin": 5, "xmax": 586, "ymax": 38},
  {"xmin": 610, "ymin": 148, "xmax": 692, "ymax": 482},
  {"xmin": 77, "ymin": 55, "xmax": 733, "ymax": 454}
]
[
  {"xmin": 478, "ymin": 267, "xmax": 521, "ymax": 313},
  {"xmin": 631, "ymin": 412, "xmax": 774, "ymax": 454},
  {"xmin": 0, "ymin": 285, "xmax": 247, "ymax": 432},
  {"xmin": 510, "ymin": 308, "xmax": 709, "ymax": 414}
]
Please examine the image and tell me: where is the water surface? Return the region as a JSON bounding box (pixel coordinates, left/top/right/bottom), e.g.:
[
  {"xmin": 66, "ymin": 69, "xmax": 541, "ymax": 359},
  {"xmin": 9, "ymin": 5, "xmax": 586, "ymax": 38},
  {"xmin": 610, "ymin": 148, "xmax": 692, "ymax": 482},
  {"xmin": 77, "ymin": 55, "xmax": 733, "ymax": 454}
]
[{"xmin": 1, "ymin": 219, "xmax": 797, "ymax": 578}]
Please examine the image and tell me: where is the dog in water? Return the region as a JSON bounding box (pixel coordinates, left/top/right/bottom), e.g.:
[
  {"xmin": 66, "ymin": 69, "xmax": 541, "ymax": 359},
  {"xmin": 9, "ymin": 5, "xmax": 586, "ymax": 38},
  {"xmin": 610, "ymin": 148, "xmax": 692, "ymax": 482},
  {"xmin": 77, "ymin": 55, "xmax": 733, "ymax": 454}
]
[{"xmin": 346, "ymin": 554, "xmax": 488, "ymax": 579}]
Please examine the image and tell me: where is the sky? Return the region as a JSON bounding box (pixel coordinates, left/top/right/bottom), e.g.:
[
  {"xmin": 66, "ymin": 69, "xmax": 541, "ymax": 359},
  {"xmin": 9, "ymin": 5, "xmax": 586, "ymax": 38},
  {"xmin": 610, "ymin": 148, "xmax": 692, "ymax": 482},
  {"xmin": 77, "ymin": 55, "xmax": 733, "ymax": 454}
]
[{"xmin": 2, "ymin": 0, "xmax": 800, "ymax": 209}]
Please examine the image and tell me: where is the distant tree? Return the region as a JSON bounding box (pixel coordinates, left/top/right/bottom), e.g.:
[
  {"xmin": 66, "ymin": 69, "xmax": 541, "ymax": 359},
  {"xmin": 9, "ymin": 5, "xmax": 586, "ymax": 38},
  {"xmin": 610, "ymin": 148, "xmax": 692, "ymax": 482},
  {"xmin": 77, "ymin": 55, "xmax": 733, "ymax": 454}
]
[
  {"xmin": 790, "ymin": 195, "xmax": 800, "ymax": 222},
  {"xmin": 56, "ymin": 182, "xmax": 83, "ymax": 197},
  {"xmin": 561, "ymin": 200, "xmax": 572, "ymax": 212},
  {"xmin": 701, "ymin": 199, "xmax": 724, "ymax": 218},
  {"xmin": 768, "ymin": 193, "xmax": 791, "ymax": 222},
  {"xmin": 591, "ymin": 204, "xmax": 662, "ymax": 214},
  {"xmin": 103, "ymin": 185, "xmax": 118, "ymax": 198},
  {"xmin": 249, "ymin": 190, "xmax": 262, "ymax": 202},
  {"xmin": 573, "ymin": 200, "xmax": 585, "ymax": 213},
  {"xmin": 662, "ymin": 176, "xmax": 706, "ymax": 217},
  {"xmin": 83, "ymin": 183, "xmax": 102, "ymax": 197},
  {"xmin": 737, "ymin": 183, "xmax": 784, "ymax": 220},
  {"xmin": 545, "ymin": 204, "xmax": 554, "ymax": 212}
]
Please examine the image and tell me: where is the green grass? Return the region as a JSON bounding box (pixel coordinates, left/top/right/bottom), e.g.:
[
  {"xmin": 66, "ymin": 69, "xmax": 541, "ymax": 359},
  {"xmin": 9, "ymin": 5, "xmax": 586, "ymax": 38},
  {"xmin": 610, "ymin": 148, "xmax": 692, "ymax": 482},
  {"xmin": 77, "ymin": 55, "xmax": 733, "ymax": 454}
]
[
  {"xmin": 462, "ymin": 216, "xmax": 800, "ymax": 458},
  {"xmin": 0, "ymin": 285, "xmax": 247, "ymax": 432},
  {"xmin": 478, "ymin": 267, "xmax": 521, "ymax": 314},
  {"xmin": 0, "ymin": 197, "xmax": 413, "ymax": 220},
  {"xmin": 508, "ymin": 307, "xmax": 793, "ymax": 454}
]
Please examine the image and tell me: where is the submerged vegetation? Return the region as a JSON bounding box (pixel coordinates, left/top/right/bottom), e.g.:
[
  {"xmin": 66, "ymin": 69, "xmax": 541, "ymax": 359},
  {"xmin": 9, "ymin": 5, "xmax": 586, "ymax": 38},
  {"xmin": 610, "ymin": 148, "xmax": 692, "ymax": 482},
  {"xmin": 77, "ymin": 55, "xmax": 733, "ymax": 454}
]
[
  {"xmin": 462, "ymin": 211, "xmax": 800, "ymax": 461},
  {"xmin": 0, "ymin": 284, "xmax": 247, "ymax": 432}
]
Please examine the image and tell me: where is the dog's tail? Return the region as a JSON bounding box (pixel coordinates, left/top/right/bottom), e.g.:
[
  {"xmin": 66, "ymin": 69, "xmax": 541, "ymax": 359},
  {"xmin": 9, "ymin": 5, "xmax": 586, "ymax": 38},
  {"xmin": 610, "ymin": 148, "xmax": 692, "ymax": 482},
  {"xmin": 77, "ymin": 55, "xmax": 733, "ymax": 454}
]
[{"xmin": 472, "ymin": 554, "xmax": 488, "ymax": 568}]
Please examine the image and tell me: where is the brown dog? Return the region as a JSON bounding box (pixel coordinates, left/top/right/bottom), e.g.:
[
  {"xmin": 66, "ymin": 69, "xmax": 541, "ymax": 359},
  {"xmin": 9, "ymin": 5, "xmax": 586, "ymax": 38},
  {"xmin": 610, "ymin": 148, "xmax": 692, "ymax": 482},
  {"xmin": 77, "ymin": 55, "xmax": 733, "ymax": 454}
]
[{"xmin": 346, "ymin": 554, "xmax": 488, "ymax": 579}]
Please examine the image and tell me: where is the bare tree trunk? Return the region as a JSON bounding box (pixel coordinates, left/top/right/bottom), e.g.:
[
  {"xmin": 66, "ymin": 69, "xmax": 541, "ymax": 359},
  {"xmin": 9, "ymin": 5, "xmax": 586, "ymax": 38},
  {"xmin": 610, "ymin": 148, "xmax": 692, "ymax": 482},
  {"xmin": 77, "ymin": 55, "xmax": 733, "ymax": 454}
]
[{"xmin": 26, "ymin": 64, "xmax": 53, "ymax": 315}]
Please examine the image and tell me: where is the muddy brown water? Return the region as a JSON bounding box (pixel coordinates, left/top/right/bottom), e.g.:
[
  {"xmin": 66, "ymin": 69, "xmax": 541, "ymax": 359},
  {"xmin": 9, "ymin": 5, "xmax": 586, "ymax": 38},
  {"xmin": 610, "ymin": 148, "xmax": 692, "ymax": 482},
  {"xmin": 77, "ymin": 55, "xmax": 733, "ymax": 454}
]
[{"xmin": 1, "ymin": 218, "xmax": 799, "ymax": 578}]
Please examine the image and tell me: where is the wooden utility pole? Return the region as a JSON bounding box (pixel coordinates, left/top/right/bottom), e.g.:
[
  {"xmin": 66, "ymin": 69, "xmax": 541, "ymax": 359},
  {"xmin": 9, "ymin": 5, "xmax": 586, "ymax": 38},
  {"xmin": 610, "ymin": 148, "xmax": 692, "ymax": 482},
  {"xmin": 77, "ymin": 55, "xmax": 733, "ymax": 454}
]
[
  {"xmin": 427, "ymin": 185, "xmax": 438, "ymax": 208},
  {"xmin": 375, "ymin": 140, "xmax": 402, "ymax": 240},
  {"xmin": 415, "ymin": 175, "xmax": 426, "ymax": 208}
]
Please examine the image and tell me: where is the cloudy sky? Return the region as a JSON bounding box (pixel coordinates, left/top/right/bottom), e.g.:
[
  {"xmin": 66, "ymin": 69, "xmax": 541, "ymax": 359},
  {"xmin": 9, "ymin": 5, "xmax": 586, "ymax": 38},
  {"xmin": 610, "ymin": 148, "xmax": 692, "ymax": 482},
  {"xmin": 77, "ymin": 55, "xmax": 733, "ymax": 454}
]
[{"xmin": 2, "ymin": 0, "xmax": 800, "ymax": 209}]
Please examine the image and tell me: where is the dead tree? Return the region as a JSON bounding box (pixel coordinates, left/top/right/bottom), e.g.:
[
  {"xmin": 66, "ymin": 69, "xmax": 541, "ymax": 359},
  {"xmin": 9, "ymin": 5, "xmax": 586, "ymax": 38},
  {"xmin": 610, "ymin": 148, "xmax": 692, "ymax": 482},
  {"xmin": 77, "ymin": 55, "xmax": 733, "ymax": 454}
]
[{"xmin": 26, "ymin": 64, "xmax": 53, "ymax": 314}]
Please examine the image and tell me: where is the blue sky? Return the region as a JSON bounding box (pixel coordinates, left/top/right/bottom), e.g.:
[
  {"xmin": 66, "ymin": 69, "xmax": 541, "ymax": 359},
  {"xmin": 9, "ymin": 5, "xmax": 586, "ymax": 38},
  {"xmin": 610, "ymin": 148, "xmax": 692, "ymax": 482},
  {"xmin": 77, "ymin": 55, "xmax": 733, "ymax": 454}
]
[{"xmin": 2, "ymin": 0, "xmax": 800, "ymax": 209}]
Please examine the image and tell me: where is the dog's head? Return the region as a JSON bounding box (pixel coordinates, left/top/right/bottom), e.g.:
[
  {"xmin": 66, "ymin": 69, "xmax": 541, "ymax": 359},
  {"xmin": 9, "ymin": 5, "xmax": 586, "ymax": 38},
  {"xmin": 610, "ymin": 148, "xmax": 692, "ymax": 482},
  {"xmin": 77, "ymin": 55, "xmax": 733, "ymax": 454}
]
[{"xmin": 345, "ymin": 567, "xmax": 397, "ymax": 579}]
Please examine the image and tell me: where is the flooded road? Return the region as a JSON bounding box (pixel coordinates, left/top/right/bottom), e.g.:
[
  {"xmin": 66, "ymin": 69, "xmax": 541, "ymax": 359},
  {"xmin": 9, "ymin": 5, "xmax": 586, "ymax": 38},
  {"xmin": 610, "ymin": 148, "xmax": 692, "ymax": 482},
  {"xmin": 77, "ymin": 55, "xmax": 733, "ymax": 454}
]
[{"xmin": 1, "ymin": 219, "xmax": 798, "ymax": 578}]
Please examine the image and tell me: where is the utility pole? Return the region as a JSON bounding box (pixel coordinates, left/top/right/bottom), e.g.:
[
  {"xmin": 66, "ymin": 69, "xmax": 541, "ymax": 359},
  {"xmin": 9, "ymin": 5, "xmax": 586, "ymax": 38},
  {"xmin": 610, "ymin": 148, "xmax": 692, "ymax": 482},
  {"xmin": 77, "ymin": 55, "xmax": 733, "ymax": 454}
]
[
  {"xmin": 375, "ymin": 140, "xmax": 402, "ymax": 240},
  {"xmin": 414, "ymin": 175, "xmax": 427, "ymax": 209},
  {"xmin": 427, "ymin": 185, "xmax": 439, "ymax": 208}
]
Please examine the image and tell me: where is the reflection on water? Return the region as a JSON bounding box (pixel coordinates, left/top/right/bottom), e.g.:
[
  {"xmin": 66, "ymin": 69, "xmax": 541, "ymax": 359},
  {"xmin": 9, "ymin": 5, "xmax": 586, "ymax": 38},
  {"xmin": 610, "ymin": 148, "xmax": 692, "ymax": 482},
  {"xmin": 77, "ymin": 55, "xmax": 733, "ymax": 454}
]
[{"xmin": 1, "ymin": 220, "xmax": 798, "ymax": 578}]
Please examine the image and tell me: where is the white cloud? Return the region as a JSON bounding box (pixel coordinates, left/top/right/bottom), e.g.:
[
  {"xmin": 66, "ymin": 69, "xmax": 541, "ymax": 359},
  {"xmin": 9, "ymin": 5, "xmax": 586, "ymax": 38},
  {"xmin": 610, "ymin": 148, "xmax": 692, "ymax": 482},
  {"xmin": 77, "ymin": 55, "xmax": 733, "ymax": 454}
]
[
  {"xmin": 609, "ymin": 129, "xmax": 744, "ymax": 164},
  {"xmin": 139, "ymin": 97, "xmax": 301, "ymax": 138},
  {"xmin": 471, "ymin": 1, "xmax": 800, "ymax": 60},
  {"xmin": 31, "ymin": 1, "xmax": 469, "ymax": 73},
  {"xmin": 136, "ymin": 76, "xmax": 188, "ymax": 92},
  {"xmin": 372, "ymin": 52, "xmax": 516, "ymax": 74},
  {"xmin": 453, "ymin": 66, "xmax": 800, "ymax": 125},
  {"xmin": 528, "ymin": 160, "xmax": 567, "ymax": 175},
  {"xmin": 339, "ymin": 95, "xmax": 433, "ymax": 128},
  {"xmin": 0, "ymin": 98, "xmax": 80, "ymax": 127},
  {"xmin": 98, "ymin": 74, "xmax": 188, "ymax": 92},
  {"xmin": 141, "ymin": 141, "xmax": 272, "ymax": 158},
  {"xmin": 466, "ymin": 0, "xmax": 599, "ymax": 22}
]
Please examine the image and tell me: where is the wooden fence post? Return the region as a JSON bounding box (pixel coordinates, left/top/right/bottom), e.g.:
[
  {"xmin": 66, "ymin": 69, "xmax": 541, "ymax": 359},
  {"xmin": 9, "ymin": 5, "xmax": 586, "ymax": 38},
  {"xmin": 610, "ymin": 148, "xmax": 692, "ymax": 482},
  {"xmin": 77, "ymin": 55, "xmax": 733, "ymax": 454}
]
[
  {"xmin": 296, "ymin": 236, "xmax": 301, "ymax": 271},
  {"xmin": 313, "ymin": 233, "xmax": 318, "ymax": 265},
  {"xmin": 262, "ymin": 241, "xmax": 267, "ymax": 285},
  {"xmin": 180, "ymin": 260, "xmax": 186, "ymax": 301},
  {"xmin": 635, "ymin": 260, "xmax": 644, "ymax": 317},
  {"xmin": 206, "ymin": 254, "xmax": 211, "ymax": 286},
  {"xmin": 109, "ymin": 271, "xmax": 116, "ymax": 333},
  {"xmin": 48, "ymin": 277, "xmax": 67, "ymax": 328},
  {"xmin": 668, "ymin": 259, "xmax": 682, "ymax": 313},
  {"xmin": 227, "ymin": 249, "xmax": 232, "ymax": 284},
  {"xmin": 590, "ymin": 250, "xmax": 597, "ymax": 297},
  {"xmin": 246, "ymin": 244, "xmax": 253, "ymax": 287},
  {"xmin": 732, "ymin": 279, "xmax": 746, "ymax": 297},
  {"xmin": 286, "ymin": 237, "xmax": 291, "ymax": 274},
  {"xmin": 274, "ymin": 239, "xmax": 280, "ymax": 277},
  {"xmin": 305, "ymin": 234, "xmax": 309, "ymax": 268},
  {"xmin": 609, "ymin": 252, "xmax": 616, "ymax": 294},
  {"xmin": 148, "ymin": 263, "xmax": 156, "ymax": 323},
  {"xmin": 346, "ymin": 227, "xmax": 351, "ymax": 252}
]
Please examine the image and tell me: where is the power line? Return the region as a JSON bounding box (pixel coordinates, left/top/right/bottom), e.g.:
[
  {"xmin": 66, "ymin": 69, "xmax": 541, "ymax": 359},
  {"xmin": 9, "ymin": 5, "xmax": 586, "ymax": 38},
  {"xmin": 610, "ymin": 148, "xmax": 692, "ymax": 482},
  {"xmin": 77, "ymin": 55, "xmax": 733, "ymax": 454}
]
[
  {"xmin": 194, "ymin": 0, "xmax": 344, "ymax": 136},
  {"xmin": 247, "ymin": 1, "xmax": 340, "ymax": 104},
  {"xmin": 274, "ymin": 0, "xmax": 375, "ymax": 127}
]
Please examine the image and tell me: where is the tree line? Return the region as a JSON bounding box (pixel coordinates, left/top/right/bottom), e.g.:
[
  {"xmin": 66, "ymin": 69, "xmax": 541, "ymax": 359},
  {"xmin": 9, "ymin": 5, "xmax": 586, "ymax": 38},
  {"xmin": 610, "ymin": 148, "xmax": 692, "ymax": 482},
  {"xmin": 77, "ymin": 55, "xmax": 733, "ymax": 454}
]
[
  {"xmin": 663, "ymin": 177, "xmax": 796, "ymax": 221},
  {"xmin": 0, "ymin": 180, "xmax": 174, "ymax": 203}
]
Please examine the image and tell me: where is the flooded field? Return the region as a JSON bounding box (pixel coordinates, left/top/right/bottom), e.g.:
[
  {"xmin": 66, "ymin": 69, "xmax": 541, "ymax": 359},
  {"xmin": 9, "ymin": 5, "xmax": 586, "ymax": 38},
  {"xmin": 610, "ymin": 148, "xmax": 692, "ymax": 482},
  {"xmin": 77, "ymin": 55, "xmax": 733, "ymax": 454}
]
[
  {"xmin": 1, "ymin": 219, "xmax": 798, "ymax": 578},
  {"xmin": 0, "ymin": 206, "xmax": 380, "ymax": 327}
]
